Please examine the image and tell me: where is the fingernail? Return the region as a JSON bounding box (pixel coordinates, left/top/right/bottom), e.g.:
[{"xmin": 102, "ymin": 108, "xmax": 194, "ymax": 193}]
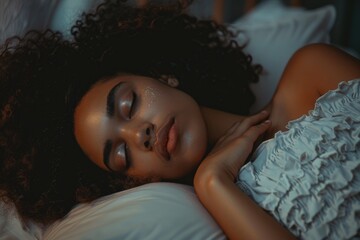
[
  {"xmin": 261, "ymin": 110, "xmax": 267, "ymax": 114},
  {"xmin": 263, "ymin": 120, "xmax": 271, "ymax": 124}
]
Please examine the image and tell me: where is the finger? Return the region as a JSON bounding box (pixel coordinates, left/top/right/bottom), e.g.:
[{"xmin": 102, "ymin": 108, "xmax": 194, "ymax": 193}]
[
  {"xmin": 226, "ymin": 119, "xmax": 271, "ymax": 159},
  {"xmin": 221, "ymin": 121, "xmax": 241, "ymax": 139},
  {"xmin": 216, "ymin": 111, "xmax": 269, "ymax": 145},
  {"xmin": 237, "ymin": 111, "xmax": 269, "ymax": 130},
  {"xmin": 214, "ymin": 121, "xmax": 241, "ymax": 146},
  {"xmin": 211, "ymin": 111, "xmax": 270, "ymax": 152},
  {"xmin": 242, "ymin": 119, "xmax": 271, "ymax": 143},
  {"xmin": 227, "ymin": 111, "xmax": 270, "ymax": 139},
  {"xmin": 209, "ymin": 119, "xmax": 271, "ymax": 158},
  {"xmin": 227, "ymin": 121, "xmax": 241, "ymax": 133}
]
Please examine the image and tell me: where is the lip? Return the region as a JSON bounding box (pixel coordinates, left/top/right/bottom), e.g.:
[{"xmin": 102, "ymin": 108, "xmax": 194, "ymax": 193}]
[{"xmin": 155, "ymin": 117, "xmax": 175, "ymax": 160}]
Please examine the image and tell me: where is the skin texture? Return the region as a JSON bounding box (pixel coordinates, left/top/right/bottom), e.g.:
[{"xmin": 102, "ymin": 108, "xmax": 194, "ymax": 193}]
[
  {"xmin": 75, "ymin": 43, "xmax": 360, "ymax": 240},
  {"xmin": 76, "ymin": 44, "xmax": 360, "ymax": 184},
  {"xmin": 194, "ymin": 44, "xmax": 360, "ymax": 240},
  {"xmin": 74, "ymin": 75, "xmax": 208, "ymax": 181}
]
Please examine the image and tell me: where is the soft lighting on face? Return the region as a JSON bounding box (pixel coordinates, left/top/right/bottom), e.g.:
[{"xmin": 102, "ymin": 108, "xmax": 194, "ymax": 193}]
[
  {"xmin": 86, "ymin": 111, "xmax": 103, "ymax": 125},
  {"xmin": 144, "ymin": 86, "xmax": 160, "ymax": 108}
]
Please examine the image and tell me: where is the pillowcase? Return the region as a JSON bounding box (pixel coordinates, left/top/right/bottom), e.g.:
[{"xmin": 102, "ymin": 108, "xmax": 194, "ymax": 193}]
[
  {"xmin": 0, "ymin": 201, "xmax": 43, "ymax": 240},
  {"xmin": 50, "ymin": 0, "xmax": 102, "ymax": 38},
  {"xmin": 230, "ymin": 0, "xmax": 336, "ymax": 113},
  {"xmin": 0, "ymin": 0, "xmax": 59, "ymax": 44},
  {"xmin": 43, "ymin": 183, "xmax": 226, "ymax": 240}
]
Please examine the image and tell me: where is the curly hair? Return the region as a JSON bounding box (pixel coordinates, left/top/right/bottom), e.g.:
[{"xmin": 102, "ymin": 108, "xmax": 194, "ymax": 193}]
[
  {"xmin": 0, "ymin": 30, "xmax": 142, "ymax": 224},
  {"xmin": 0, "ymin": 0, "xmax": 261, "ymax": 224},
  {"xmin": 72, "ymin": 0, "xmax": 261, "ymax": 114}
]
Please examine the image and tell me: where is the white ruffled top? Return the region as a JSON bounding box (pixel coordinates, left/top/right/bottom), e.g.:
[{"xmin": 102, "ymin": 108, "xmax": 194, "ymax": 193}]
[{"xmin": 237, "ymin": 79, "xmax": 360, "ymax": 239}]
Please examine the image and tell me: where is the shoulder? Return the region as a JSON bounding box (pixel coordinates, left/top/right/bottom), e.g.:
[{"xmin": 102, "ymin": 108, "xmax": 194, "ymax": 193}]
[
  {"xmin": 282, "ymin": 43, "xmax": 360, "ymax": 94},
  {"xmin": 274, "ymin": 43, "xmax": 360, "ymax": 103},
  {"xmin": 268, "ymin": 43, "xmax": 360, "ymax": 133}
]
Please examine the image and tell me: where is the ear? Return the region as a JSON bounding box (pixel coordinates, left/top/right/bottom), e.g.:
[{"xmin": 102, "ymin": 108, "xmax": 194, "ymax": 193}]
[{"xmin": 159, "ymin": 75, "xmax": 179, "ymax": 88}]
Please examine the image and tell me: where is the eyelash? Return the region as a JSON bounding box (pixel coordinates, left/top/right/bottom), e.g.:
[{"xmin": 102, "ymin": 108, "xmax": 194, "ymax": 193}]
[
  {"xmin": 124, "ymin": 143, "xmax": 131, "ymax": 169},
  {"xmin": 129, "ymin": 92, "xmax": 137, "ymax": 119},
  {"xmin": 123, "ymin": 92, "xmax": 136, "ymax": 168}
]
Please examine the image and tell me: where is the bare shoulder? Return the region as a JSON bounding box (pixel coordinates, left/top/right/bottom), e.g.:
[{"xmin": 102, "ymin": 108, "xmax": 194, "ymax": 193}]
[
  {"xmin": 282, "ymin": 43, "xmax": 360, "ymax": 94},
  {"xmin": 268, "ymin": 43, "xmax": 360, "ymax": 134}
]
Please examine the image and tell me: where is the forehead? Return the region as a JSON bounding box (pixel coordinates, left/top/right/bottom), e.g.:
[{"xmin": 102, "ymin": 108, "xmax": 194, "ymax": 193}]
[
  {"xmin": 75, "ymin": 77, "xmax": 123, "ymax": 130},
  {"xmin": 86, "ymin": 77, "xmax": 123, "ymax": 100}
]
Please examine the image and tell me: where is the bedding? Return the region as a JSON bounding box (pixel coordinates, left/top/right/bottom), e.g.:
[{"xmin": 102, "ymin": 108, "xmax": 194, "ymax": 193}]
[
  {"xmin": 231, "ymin": 0, "xmax": 336, "ymax": 113},
  {"xmin": 0, "ymin": 0, "xmax": 59, "ymax": 44},
  {"xmin": 0, "ymin": 1, "xmax": 339, "ymax": 239},
  {"xmin": 43, "ymin": 183, "xmax": 225, "ymax": 240},
  {"xmin": 237, "ymin": 79, "xmax": 360, "ymax": 239}
]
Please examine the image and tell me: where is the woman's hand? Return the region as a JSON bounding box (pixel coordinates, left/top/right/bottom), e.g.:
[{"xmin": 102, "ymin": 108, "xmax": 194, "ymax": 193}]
[
  {"xmin": 193, "ymin": 111, "xmax": 296, "ymax": 239},
  {"xmin": 196, "ymin": 110, "xmax": 271, "ymax": 182}
]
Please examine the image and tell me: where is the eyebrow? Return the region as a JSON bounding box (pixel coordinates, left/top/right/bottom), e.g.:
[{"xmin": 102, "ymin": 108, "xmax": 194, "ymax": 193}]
[
  {"xmin": 106, "ymin": 81, "xmax": 125, "ymax": 117},
  {"xmin": 103, "ymin": 139, "xmax": 113, "ymax": 171}
]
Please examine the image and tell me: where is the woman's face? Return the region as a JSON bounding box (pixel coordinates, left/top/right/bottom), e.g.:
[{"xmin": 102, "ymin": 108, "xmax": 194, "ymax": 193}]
[{"xmin": 74, "ymin": 74, "xmax": 208, "ymax": 181}]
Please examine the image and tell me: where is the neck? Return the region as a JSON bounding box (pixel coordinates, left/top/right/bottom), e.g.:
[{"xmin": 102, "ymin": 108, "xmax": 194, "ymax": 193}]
[{"xmin": 200, "ymin": 107, "xmax": 246, "ymax": 148}]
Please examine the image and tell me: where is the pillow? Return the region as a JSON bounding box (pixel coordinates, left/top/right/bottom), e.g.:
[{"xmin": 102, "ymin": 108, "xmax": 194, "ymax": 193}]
[
  {"xmin": 0, "ymin": 201, "xmax": 43, "ymax": 240},
  {"xmin": 0, "ymin": 0, "xmax": 59, "ymax": 44},
  {"xmin": 50, "ymin": 0, "xmax": 102, "ymax": 38},
  {"xmin": 230, "ymin": 0, "xmax": 336, "ymax": 113},
  {"xmin": 43, "ymin": 183, "xmax": 226, "ymax": 240}
]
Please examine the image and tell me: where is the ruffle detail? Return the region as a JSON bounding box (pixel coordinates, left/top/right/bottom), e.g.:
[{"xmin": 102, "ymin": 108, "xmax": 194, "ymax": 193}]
[{"xmin": 237, "ymin": 79, "xmax": 360, "ymax": 240}]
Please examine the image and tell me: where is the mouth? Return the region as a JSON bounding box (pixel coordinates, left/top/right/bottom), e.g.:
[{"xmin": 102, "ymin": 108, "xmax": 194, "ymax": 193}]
[{"xmin": 155, "ymin": 117, "xmax": 177, "ymax": 160}]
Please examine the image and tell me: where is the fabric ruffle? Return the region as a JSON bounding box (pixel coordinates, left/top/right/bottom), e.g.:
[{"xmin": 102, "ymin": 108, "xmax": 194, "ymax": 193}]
[{"xmin": 237, "ymin": 79, "xmax": 360, "ymax": 240}]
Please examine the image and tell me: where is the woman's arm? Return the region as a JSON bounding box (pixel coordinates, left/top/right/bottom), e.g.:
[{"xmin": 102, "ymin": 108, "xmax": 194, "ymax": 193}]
[{"xmin": 194, "ymin": 111, "xmax": 296, "ymax": 240}]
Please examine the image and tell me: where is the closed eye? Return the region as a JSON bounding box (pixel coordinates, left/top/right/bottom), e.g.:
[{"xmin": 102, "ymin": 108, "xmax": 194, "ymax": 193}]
[
  {"xmin": 129, "ymin": 92, "xmax": 137, "ymax": 119},
  {"xmin": 124, "ymin": 143, "xmax": 131, "ymax": 169},
  {"xmin": 111, "ymin": 143, "xmax": 130, "ymax": 172}
]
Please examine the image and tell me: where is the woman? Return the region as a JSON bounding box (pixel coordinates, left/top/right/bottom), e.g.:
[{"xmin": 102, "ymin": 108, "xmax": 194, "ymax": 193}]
[
  {"xmin": 0, "ymin": 0, "xmax": 259, "ymax": 225},
  {"xmin": 1, "ymin": 0, "xmax": 359, "ymax": 239},
  {"xmin": 74, "ymin": 45, "xmax": 360, "ymax": 239}
]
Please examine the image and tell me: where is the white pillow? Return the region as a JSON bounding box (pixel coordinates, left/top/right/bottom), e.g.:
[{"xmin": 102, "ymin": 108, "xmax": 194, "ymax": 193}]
[
  {"xmin": 230, "ymin": 0, "xmax": 336, "ymax": 113},
  {"xmin": 0, "ymin": 201, "xmax": 43, "ymax": 240},
  {"xmin": 43, "ymin": 183, "xmax": 225, "ymax": 240}
]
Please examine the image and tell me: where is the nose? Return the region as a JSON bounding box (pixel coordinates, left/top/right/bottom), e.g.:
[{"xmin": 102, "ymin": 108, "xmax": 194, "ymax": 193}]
[{"xmin": 119, "ymin": 122, "xmax": 155, "ymax": 151}]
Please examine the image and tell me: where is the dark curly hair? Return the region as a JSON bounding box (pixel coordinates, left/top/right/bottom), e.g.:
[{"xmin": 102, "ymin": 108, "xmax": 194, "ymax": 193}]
[
  {"xmin": 72, "ymin": 0, "xmax": 261, "ymax": 114},
  {"xmin": 0, "ymin": 0, "xmax": 261, "ymax": 224}
]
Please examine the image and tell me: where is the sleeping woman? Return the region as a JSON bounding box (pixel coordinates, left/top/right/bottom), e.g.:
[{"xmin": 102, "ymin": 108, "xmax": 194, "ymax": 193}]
[{"xmin": 0, "ymin": 0, "xmax": 359, "ymax": 239}]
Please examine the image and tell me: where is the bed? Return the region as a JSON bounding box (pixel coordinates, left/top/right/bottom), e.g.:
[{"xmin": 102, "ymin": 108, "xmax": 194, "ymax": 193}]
[{"xmin": 0, "ymin": 0, "xmax": 355, "ymax": 239}]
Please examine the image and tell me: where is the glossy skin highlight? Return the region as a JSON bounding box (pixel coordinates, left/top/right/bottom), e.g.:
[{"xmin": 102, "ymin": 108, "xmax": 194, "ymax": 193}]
[{"xmin": 74, "ymin": 75, "xmax": 208, "ymax": 181}]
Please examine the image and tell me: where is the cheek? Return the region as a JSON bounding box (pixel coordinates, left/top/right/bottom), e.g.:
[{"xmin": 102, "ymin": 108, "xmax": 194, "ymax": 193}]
[
  {"xmin": 127, "ymin": 151, "xmax": 161, "ymax": 178},
  {"xmin": 143, "ymin": 86, "xmax": 161, "ymax": 109},
  {"xmin": 181, "ymin": 123, "xmax": 207, "ymax": 165}
]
